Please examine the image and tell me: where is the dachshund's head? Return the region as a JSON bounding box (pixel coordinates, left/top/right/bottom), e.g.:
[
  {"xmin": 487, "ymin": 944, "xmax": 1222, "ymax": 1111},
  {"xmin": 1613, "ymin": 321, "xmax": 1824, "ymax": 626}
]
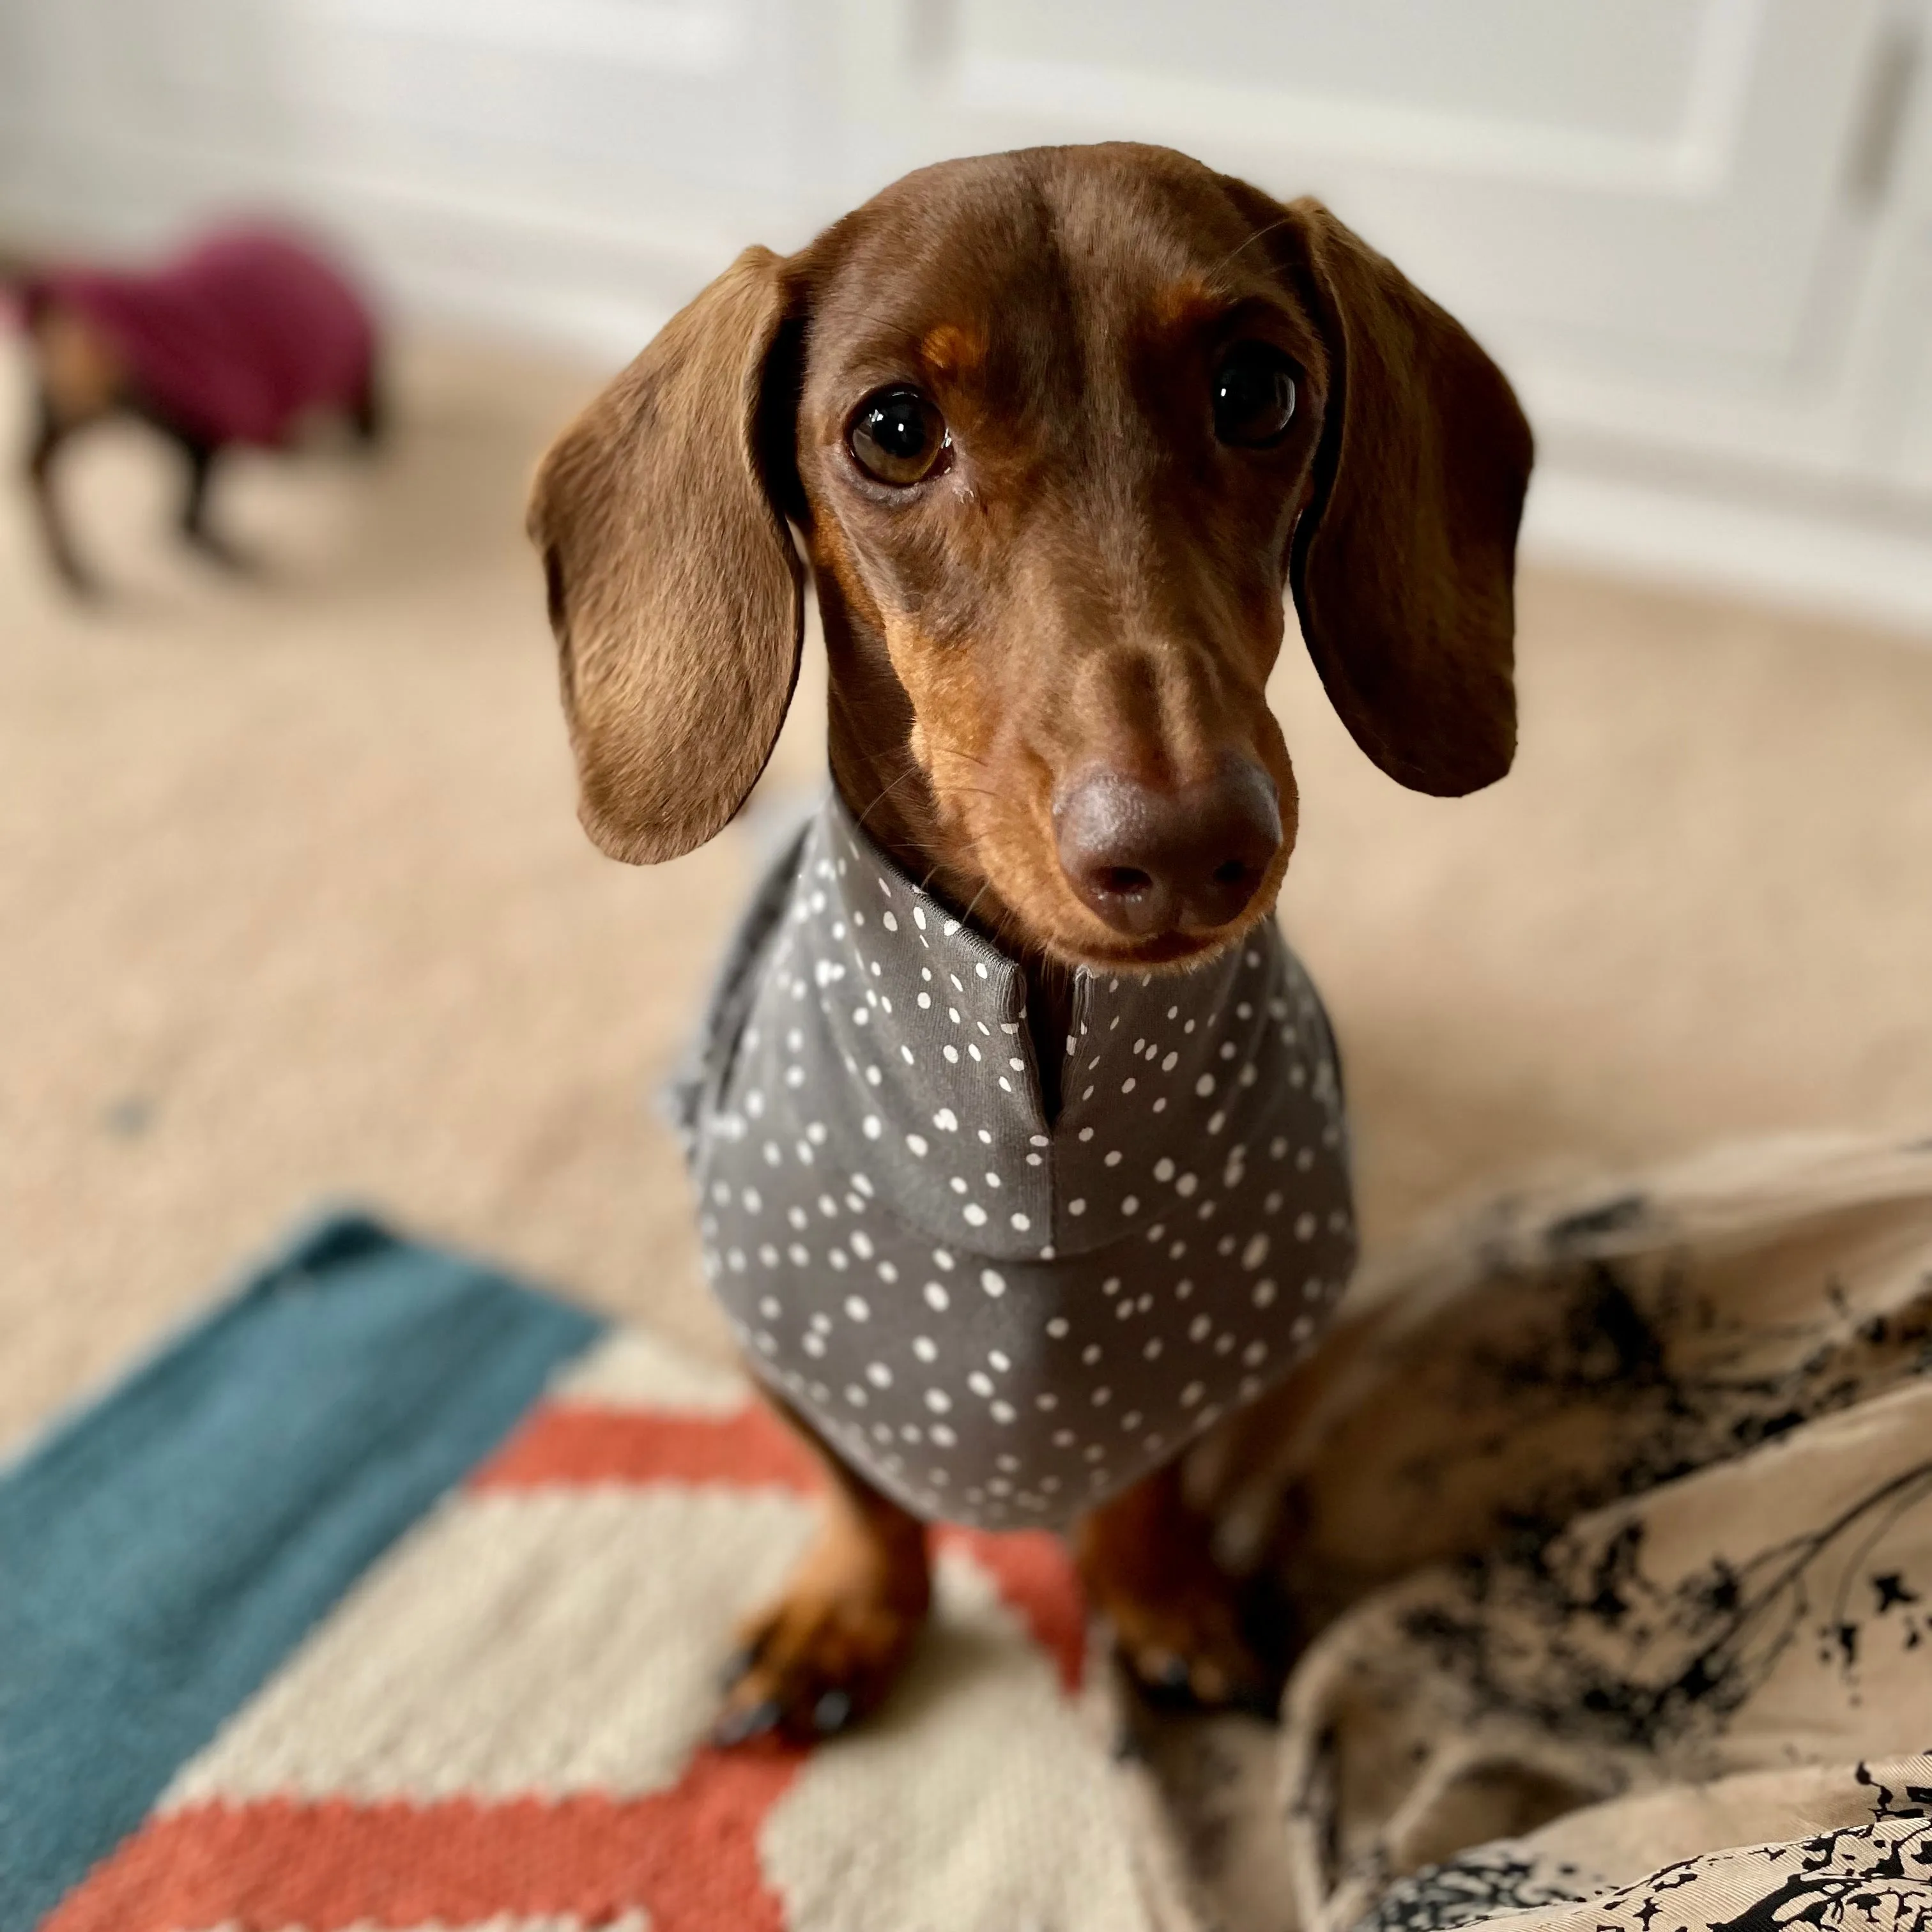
[{"xmin": 530, "ymin": 142, "xmax": 1531, "ymax": 971}]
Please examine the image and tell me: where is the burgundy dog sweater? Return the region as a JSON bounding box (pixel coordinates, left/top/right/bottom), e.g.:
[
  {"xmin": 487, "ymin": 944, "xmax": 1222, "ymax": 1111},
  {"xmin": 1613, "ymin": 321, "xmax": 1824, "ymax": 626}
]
[{"xmin": 24, "ymin": 224, "xmax": 375, "ymax": 447}]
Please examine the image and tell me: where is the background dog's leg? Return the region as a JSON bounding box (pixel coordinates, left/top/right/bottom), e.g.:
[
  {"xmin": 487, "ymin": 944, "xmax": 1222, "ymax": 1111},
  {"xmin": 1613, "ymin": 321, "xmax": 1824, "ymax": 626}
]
[
  {"xmin": 26, "ymin": 397, "xmax": 93, "ymax": 595},
  {"xmin": 170, "ymin": 431, "xmax": 257, "ymax": 571},
  {"xmin": 1077, "ymin": 1460, "xmax": 1279, "ymax": 1714},
  {"xmin": 175, "ymin": 434, "xmax": 226, "ymax": 555},
  {"xmin": 716, "ymin": 1405, "xmax": 931, "ymax": 1745},
  {"xmin": 349, "ymin": 364, "xmax": 385, "ymax": 446}
]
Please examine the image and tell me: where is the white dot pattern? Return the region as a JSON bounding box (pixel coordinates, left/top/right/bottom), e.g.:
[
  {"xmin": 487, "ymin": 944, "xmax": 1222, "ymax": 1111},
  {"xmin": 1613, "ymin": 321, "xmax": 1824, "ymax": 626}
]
[{"xmin": 671, "ymin": 790, "xmax": 1356, "ymax": 1530}]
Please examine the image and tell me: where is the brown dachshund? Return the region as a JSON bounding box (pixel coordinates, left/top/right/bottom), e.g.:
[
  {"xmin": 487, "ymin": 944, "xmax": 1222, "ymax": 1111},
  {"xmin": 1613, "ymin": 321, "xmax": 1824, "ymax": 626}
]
[{"xmin": 529, "ymin": 141, "xmax": 1531, "ymax": 1742}]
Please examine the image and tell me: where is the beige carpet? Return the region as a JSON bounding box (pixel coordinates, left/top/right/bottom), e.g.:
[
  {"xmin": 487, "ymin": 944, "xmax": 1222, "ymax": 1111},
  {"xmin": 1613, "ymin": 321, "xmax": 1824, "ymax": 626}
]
[{"xmin": 6, "ymin": 330, "xmax": 1932, "ymax": 1456}]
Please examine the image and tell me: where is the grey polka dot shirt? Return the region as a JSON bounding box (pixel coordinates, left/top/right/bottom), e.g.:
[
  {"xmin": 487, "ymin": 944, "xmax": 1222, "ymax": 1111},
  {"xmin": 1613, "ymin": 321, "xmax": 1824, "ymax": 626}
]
[{"xmin": 672, "ymin": 790, "xmax": 1357, "ymax": 1531}]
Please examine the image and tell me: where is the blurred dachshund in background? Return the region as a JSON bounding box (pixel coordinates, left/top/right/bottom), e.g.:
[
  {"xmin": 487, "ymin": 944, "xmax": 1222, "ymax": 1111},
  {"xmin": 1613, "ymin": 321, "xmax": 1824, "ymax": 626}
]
[{"xmin": 4, "ymin": 223, "xmax": 381, "ymax": 591}]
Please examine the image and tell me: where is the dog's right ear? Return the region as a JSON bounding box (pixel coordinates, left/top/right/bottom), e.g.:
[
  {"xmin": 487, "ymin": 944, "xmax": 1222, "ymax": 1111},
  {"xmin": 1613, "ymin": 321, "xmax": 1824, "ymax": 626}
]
[{"xmin": 527, "ymin": 245, "xmax": 804, "ymax": 864}]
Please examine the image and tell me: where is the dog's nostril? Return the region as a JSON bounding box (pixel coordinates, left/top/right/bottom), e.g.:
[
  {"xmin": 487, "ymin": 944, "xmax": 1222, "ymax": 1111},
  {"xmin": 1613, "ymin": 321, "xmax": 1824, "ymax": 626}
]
[
  {"xmin": 1211, "ymin": 859, "xmax": 1250, "ymax": 887},
  {"xmin": 1101, "ymin": 866, "xmax": 1153, "ymax": 896}
]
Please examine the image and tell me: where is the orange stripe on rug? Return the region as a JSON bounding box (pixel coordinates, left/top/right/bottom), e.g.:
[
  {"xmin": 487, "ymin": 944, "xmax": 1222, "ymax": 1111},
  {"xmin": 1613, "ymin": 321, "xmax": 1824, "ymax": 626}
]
[
  {"xmin": 942, "ymin": 1528, "xmax": 1087, "ymax": 1692},
  {"xmin": 45, "ymin": 1750, "xmax": 801, "ymax": 1932},
  {"xmin": 470, "ymin": 1399, "xmax": 818, "ymax": 1492},
  {"xmin": 471, "ymin": 1402, "xmax": 1087, "ymax": 1688}
]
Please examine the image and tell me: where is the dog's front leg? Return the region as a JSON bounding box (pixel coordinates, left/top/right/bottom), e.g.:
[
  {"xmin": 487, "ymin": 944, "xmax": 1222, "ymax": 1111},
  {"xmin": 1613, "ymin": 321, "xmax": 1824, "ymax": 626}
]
[
  {"xmin": 1076, "ymin": 1458, "xmax": 1279, "ymax": 1714},
  {"xmin": 716, "ymin": 1400, "xmax": 931, "ymax": 1745}
]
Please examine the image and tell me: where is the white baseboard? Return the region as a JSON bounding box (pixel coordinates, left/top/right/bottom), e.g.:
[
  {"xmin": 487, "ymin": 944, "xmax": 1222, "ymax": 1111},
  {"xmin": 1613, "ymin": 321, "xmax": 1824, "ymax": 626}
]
[{"xmin": 1524, "ymin": 463, "xmax": 1932, "ymax": 645}]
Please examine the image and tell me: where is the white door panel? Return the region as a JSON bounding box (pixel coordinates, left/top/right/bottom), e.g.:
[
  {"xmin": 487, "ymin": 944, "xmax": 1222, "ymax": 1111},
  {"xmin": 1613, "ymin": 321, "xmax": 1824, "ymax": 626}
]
[
  {"xmin": 832, "ymin": 0, "xmax": 1905, "ymax": 474},
  {"xmin": 2, "ymin": 0, "xmax": 1928, "ymax": 605},
  {"xmin": 0, "ymin": 0, "xmax": 824, "ymax": 282},
  {"xmin": 955, "ymin": 0, "xmax": 1746, "ymax": 188}
]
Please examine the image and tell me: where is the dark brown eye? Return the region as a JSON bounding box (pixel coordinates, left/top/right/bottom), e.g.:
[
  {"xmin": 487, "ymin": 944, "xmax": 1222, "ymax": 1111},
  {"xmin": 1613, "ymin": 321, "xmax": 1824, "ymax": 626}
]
[
  {"xmin": 848, "ymin": 387, "xmax": 948, "ymax": 486},
  {"xmin": 1212, "ymin": 342, "xmax": 1298, "ymax": 448}
]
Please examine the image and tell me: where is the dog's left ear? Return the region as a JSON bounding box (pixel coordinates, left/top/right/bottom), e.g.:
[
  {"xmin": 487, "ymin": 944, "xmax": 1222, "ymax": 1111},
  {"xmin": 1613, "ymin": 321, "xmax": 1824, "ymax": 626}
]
[
  {"xmin": 1251, "ymin": 194, "xmax": 1533, "ymax": 797},
  {"xmin": 527, "ymin": 245, "xmax": 804, "ymax": 864}
]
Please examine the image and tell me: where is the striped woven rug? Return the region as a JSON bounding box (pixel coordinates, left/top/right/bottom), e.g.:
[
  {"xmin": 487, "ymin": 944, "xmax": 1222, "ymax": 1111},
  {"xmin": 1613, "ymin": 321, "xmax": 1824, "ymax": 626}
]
[{"xmin": 2, "ymin": 1213, "xmax": 1180, "ymax": 1932}]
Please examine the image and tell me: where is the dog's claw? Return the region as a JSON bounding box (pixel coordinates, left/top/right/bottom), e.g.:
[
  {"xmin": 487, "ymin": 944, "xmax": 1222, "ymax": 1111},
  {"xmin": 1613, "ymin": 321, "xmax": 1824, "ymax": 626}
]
[
  {"xmin": 1148, "ymin": 1653, "xmax": 1192, "ymax": 1692},
  {"xmin": 812, "ymin": 1687, "xmax": 855, "ymax": 1736},
  {"xmin": 1188, "ymin": 1657, "xmax": 1230, "ymax": 1705},
  {"xmin": 712, "ymin": 1697, "xmax": 783, "ymax": 1747},
  {"xmin": 1128, "ymin": 1641, "xmax": 1276, "ymax": 1715},
  {"xmin": 1131, "ymin": 1649, "xmax": 1217, "ymax": 1710}
]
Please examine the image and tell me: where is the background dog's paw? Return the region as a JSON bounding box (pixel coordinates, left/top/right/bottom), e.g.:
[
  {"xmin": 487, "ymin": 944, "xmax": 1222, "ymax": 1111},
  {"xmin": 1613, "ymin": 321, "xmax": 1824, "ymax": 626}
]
[
  {"xmin": 714, "ymin": 1571, "xmax": 927, "ymax": 1746},
  {"xmin": 183, "ymin": 524, "xmax": 262, "ymax": 575}
]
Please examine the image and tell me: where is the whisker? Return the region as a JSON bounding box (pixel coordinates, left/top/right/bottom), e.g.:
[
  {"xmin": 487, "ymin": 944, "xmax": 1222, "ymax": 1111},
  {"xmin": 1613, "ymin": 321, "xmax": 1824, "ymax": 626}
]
[
  {"xmin": 854, "ymin": 757, "xmax": 924, "ymax": 831},
  {"xmin": 1209, "ymin": 215, "xmax": 1298, "ymax": 280}
]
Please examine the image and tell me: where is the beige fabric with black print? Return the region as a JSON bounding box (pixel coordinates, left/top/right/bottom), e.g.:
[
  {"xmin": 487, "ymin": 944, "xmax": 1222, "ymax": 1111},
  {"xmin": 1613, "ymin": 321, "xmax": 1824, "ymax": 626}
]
[{"xmin": 1125, "ymin": 1129, "xmax": 1932, "ymax": 1932}]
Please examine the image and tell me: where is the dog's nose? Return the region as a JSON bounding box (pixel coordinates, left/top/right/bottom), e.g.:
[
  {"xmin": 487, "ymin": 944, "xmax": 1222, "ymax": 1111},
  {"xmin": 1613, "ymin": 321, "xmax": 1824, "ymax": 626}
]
[{"xmin": 1054, "ymin": 762, "xmax": 1282, "ymax": 937}]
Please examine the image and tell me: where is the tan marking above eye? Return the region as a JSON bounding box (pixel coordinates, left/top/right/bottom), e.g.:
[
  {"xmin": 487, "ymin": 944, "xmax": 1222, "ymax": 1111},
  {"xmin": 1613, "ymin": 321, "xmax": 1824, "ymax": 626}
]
[
  {"xmin": 1148, "ymin": 277, "xmax": 1222, "ymax": 333},
  {"xmin": 919, "ymin": 324, "xmax": 986, "ymax": 381}
]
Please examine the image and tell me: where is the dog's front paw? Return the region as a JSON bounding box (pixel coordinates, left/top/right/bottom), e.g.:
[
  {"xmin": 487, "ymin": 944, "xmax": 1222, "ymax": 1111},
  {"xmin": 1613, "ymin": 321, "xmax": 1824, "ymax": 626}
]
[
  {"xmin": 1089, "ymin": 1559, "xmax": 1278, "ymax": 1715},
  {"xmin": 715, "ymin": 1517, "xmax": 931, "ymax": 1746},
  {"xmin": 1077, "ymin": 1466, "xmax": 1282, "ymax": 1717}
]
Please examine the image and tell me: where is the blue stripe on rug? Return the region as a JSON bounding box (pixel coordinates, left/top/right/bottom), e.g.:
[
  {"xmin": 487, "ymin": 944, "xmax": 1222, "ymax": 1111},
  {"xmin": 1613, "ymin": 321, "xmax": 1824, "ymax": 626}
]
[{"xmin": 0, "ymin": 1211, "xmax": 603, "ymax": 1932}]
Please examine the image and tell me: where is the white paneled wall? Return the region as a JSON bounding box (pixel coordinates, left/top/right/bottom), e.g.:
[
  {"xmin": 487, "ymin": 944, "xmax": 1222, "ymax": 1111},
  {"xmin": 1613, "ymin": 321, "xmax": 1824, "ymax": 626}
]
[
  {"xmin": 4, "ymin": 0, "xmax": 1930, "ymax": 630},
  {"xmin": 0, "ymin": 0, "xmax": 834, "ymax": 344}
]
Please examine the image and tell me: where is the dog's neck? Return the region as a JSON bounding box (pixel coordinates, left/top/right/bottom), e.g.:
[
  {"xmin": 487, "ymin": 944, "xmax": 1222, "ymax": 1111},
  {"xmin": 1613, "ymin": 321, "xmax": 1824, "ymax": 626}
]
[{"xmin": 823, "ymin": 646, "xmax": 1078, "ymax": 1117}]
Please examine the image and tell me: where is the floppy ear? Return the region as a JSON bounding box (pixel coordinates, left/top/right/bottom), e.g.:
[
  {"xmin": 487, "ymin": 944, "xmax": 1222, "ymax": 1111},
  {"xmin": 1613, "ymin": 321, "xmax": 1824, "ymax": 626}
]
[
  {"xmin": 1275, "ymin": 198, "xmax": 1533, "ymax": 797},
  {"xmin": 527, "ymin": 245, "xmax": 804, "ymax": 862}
]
